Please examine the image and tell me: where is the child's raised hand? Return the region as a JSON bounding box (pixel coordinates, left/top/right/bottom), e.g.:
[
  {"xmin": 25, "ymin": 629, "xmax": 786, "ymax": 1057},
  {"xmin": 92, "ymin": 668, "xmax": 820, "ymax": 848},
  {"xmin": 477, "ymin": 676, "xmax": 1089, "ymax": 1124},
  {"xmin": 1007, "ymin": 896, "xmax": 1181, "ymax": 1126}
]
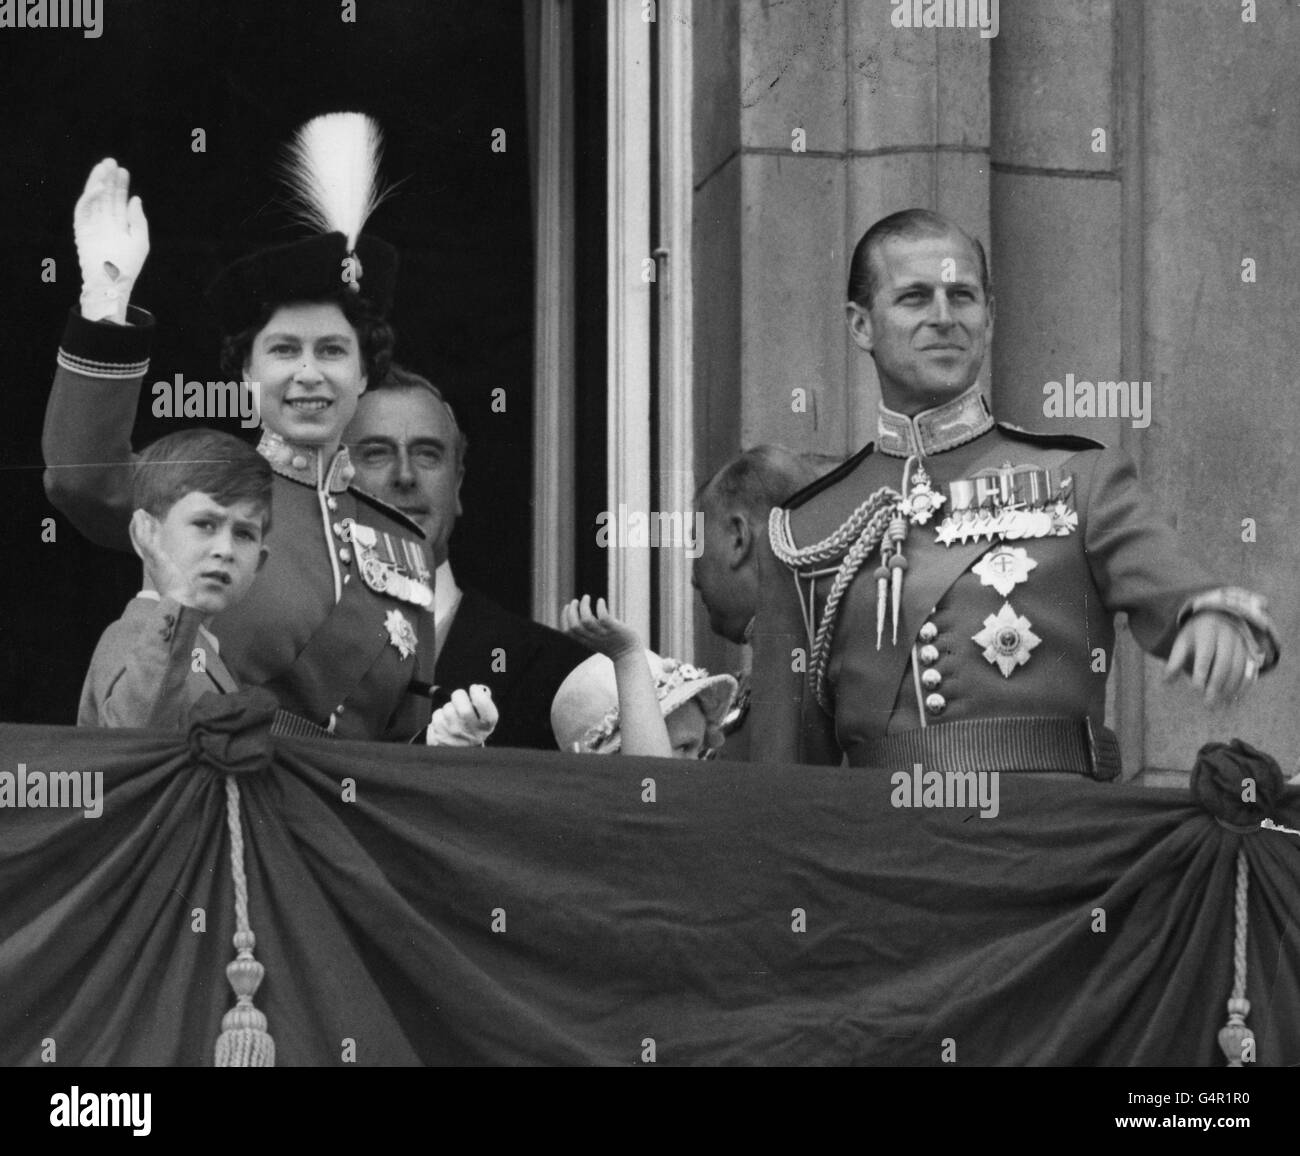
[
  {"xmin": 129, "ymin": 509, "xmax": 197, "ymax": 607},
  {"xmin": 560, "ymin": 595, "xmax": 642, "ymax": 660}
]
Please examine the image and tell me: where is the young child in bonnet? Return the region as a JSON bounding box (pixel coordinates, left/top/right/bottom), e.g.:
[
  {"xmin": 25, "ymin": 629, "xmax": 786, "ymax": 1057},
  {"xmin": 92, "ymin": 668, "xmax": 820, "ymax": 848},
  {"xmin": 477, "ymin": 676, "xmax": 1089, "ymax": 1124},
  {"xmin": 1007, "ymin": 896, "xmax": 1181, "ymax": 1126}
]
[{"xmin": 552, "ymin": 595, "xmax": 737, "ymax": 758}]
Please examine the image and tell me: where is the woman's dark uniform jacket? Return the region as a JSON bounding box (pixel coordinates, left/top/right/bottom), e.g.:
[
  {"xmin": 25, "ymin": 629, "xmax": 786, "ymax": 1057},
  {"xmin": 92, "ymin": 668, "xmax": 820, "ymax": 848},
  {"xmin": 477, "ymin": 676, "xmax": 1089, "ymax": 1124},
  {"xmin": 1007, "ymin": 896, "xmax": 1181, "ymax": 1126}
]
[
  {"xmin": 752, "ymin": 396, "xmax": 1278, "ymax": 773},
  {"xmin": 44, "ymin": 306, "xmax": 437, "ymax": 742}
]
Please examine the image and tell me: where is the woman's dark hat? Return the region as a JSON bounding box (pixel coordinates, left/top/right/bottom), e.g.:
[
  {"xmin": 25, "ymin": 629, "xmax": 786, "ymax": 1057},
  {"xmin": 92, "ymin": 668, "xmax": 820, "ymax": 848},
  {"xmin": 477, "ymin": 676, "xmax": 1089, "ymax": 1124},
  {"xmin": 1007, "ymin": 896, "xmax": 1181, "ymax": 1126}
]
[
  {"xmin": 207, "ymin": 232, "xmax": 397, "ymax": 334},
  {"xmin": 206, "ymin": 113, "xmax": 396, "ymax": 334}
]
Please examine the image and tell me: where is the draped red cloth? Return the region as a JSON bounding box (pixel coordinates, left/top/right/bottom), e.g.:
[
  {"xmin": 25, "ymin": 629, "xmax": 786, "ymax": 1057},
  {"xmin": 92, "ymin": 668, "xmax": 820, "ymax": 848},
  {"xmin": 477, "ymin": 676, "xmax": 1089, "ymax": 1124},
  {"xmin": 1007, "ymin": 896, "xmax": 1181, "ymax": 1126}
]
[{"xmin": 1, "ymin": 690, "xmax": 1296, "ymax": 1066}]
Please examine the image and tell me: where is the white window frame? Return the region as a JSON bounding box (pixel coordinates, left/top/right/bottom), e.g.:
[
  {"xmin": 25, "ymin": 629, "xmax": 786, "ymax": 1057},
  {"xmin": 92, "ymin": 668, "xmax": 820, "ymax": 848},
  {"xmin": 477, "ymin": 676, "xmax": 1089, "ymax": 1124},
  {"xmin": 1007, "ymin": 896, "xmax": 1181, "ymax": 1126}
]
[
  {"xmin": 533, "ymin": 0, "xmax": 694, "ymax": 659},
  {"xmin": 656, "ymin": 0, "xmax": 695, "ymax": 663},
  {"xmin": 606, "ymin": 0, "xmax": 654, "ymax": 642},
  {"xmin": 530, "ymin": 0, "xmax": 576, "ymax": 627}
]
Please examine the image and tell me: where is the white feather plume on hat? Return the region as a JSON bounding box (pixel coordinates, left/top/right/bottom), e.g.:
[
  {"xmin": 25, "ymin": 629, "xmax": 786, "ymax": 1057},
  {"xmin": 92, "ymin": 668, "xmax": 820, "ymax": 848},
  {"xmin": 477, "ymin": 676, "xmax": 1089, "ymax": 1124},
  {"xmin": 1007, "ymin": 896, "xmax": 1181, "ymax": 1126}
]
[{"xmin": 280, "ymin": 111, "xmax": 390, "ymax": 251}]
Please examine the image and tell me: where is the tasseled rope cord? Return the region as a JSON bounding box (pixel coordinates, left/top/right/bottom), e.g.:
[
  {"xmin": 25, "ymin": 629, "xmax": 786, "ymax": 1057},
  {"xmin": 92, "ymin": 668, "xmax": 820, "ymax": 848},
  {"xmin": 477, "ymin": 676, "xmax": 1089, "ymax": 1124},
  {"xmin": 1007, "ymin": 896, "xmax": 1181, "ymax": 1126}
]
[
  {"xmin": 214, "ymin": 776, "xmax": 275, "ymax": 1066},
  {"xmin": 769, "ymin": 487, "xmax": 901, "ymax": 715},
  {"xmin": 1217, "ymin": 849, "xmax": 1254, "ymax": 1067}
]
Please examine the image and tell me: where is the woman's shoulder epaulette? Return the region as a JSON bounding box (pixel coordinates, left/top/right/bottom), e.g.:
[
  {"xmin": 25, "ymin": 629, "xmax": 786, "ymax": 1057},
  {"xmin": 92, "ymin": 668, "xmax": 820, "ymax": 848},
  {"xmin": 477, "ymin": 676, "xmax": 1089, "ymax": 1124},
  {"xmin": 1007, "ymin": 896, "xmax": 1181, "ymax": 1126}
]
[{"xmin": 348, "ymin": 484, "xmax": 427, "ymax": 539}]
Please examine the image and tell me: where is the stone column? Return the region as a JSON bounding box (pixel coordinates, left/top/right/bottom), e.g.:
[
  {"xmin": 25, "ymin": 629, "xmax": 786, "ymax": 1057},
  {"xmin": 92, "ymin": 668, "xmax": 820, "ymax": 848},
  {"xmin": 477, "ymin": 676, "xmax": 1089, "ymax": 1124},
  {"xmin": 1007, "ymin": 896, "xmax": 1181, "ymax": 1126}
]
[
  {"xmin": 989, "ymin": 0, "xmax": 1136, "ymax": 767},
  {"xmin": 1138, "ymin": 0, "xmax": 1300, "ymax": 772}
]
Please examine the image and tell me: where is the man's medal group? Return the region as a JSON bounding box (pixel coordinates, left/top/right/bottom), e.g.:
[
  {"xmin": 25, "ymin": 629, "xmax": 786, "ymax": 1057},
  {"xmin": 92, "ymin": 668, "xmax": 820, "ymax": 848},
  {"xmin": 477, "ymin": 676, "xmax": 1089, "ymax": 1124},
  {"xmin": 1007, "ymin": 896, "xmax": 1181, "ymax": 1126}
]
[
  {"xmin": 938, "ymin": 460, "xmax": 1078, "ymax": 680},
  {"xmin": 770, "ymin": 452, "xmax": 1080, "ymax": 711}
]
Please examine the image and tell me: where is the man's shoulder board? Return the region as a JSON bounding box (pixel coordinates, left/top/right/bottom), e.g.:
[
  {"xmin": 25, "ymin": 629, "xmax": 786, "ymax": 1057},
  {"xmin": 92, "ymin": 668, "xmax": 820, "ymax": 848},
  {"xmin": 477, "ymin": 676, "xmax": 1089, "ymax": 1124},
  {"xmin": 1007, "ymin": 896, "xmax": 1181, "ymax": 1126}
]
[
  {"xmin": 996, "ymin": 421, "xmax": 1107, "ymax": 451},
  {"xmin": 347, "ymin": 485, "xmax": 428, "ymax": 539},
  {"xmin": 784, "ymin": 442, "xmax": 876, "ymax": 511}
]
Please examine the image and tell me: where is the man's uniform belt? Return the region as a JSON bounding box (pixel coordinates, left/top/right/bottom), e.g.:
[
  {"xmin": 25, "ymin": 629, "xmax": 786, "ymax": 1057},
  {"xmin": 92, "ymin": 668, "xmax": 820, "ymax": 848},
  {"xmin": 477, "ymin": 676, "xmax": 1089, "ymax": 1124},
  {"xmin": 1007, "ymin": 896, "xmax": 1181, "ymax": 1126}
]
[{"xmin": 848, "ymin": 716, "xmax": 1122, "ymax": 780}]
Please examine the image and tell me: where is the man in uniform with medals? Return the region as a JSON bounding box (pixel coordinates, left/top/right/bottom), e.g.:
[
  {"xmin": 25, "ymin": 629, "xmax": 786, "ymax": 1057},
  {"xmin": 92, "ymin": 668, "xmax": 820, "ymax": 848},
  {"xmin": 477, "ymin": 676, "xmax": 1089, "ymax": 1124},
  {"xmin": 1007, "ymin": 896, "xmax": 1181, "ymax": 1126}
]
[
  {"xmin": 752, "ymin": 209, "xmax": 1279, "ymax": 775},
  {"xmin": 43, "ymin": 115, "xmax": 445, "ymax": 742}
]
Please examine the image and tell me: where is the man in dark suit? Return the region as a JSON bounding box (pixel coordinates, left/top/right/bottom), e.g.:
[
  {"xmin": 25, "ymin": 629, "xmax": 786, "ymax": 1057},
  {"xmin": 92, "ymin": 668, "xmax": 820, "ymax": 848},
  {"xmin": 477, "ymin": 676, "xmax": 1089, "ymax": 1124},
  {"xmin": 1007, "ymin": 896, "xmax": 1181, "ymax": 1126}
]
[
  {"xmin": 344, "ymin": 370, "xmax": 589, "ymax": 749},
  {"xmin": 752, "ymin": 208, "xmax": 1279, "ymax": 773}
]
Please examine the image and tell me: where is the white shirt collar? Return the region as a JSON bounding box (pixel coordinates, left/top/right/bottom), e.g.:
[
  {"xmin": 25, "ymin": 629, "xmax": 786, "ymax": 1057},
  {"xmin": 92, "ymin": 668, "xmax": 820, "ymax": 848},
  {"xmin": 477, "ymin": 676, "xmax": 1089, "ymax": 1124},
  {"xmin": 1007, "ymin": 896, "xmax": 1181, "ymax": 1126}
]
[{"xmin": 433, "ymin": 560, "xmax": 461, "ymax": 626}]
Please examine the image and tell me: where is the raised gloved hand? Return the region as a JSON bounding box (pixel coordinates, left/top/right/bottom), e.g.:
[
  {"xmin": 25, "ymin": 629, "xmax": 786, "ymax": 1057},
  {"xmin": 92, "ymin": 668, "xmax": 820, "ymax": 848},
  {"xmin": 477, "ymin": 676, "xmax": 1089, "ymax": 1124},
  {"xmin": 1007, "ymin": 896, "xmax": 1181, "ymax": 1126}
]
[
  {"xmin": 426, "ymin": 684, "xmax": 498, "ymax": 746},
  {"xmin": 75, "ymin": 158, "xmax": 150, "ymax": 323}
]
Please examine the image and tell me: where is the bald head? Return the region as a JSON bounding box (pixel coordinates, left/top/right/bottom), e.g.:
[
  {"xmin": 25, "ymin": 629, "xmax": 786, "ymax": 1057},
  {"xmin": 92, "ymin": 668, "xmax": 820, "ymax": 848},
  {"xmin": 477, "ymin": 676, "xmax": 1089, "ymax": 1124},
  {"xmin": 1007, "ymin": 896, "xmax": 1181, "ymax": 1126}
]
[
  {"xmin": 697, "ymin": 445, "xmax": 822, "ymax": 527},
  {"xmin": 693, "ymin": 446, "xmax": 826, "ymax": 643}
]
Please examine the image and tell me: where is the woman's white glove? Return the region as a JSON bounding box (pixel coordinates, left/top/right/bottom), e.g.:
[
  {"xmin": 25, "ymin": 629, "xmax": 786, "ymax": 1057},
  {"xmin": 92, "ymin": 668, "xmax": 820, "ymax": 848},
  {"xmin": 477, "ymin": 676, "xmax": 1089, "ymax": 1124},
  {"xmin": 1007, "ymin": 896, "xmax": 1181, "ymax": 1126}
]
[
  {"xmin": 75, "ymin": 158, "xmax": 150, "ymax": 323},
  {"xmin": 426, "ymin": 684, "xmax": 498, "ymax": 746}
]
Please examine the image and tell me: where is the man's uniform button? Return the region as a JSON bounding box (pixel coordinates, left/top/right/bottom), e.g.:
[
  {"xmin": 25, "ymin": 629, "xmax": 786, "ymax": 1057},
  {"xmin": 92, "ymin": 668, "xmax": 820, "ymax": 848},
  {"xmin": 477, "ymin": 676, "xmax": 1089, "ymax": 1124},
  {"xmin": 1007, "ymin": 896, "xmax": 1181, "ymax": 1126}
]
[
  {"xmin": 327, "ymin": 497, "xmax": 339, "ymax": 511},
  {"xmin": 339, "ymin": 548, "xmax": 352, "ymax": 563},
  {"xmin": 291, "ymin": 455, "xmax": 308, "ymax": 470},
  {"xmin": 925, "ymin": 693, "xmax": 946, "ymax": 716},
  {"xmin": 919, "ymin": 644, "xmax": 940, "ymax": 665},
  {"xmin": 921, "ymin": 668, "xmax": 942, "ymax": 690},
  {"xmin": 918, "ymin": 621, "xmax": 938, "ymax": 643}
]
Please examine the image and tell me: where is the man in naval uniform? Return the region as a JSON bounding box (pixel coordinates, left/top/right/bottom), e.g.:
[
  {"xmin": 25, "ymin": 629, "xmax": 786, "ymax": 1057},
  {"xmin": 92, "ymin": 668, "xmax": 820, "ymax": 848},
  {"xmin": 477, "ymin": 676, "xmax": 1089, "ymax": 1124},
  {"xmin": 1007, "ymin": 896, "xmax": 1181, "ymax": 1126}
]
[
  {"xmin": 751, "ymin": 208, "xmax": 1278, "ymax": 774},
  {"xmin": 44, "ymin": 149, "xmax": 438, "ymax": 743}
]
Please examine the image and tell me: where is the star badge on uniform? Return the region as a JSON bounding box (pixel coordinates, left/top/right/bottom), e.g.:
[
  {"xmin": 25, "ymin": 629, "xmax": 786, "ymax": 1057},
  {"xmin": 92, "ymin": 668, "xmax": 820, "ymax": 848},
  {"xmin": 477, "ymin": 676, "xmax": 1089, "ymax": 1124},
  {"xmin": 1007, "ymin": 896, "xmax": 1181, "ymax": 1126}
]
[
  {"xmin": 902, "ymin": 466, "xmax": 945, "ymax": 525},
  {"xmin": 935, "ymin": 518, "xmax": 961, "ymax": 546},
  {"xmin": 973, "ymin": 601, "xmax": 1041, "ymax": 677},
  {"xmin": 973, "ymin": 546, "xmax": 1037, "ymax": 597},
  {"xmin": 1051, "ymin": 502, "xmax": 1079, "ymax": 536},
  {"xmin": 936, "ymin": 510, "xmax": 983, "ymax": 546},
  {"xmin": 384, "ymin": 609, "xmax": 418, "ymax": 660}
]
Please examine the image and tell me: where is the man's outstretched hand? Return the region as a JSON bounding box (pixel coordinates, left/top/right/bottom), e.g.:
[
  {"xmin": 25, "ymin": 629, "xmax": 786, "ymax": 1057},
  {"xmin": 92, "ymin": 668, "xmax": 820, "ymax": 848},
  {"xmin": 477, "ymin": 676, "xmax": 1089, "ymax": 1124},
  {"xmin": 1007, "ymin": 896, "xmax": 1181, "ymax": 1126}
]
[
  {"xmin": 75, "ymin": 158, "xmax": 150, "ymax": 323},
  {"xmin": 1164, "ymin": 610, "xmax": 1258, "ymax": 706}
]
